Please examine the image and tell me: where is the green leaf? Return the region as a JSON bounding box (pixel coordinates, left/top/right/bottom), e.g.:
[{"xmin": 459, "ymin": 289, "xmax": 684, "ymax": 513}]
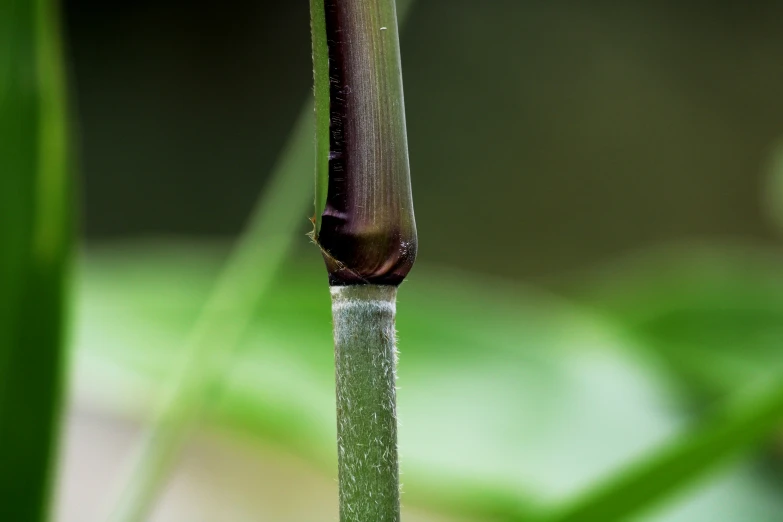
[
  {"xmin": 534, "ymin": 244, "xmax": 783, "ymax": 521},
  {"xmin": 0, "ymin": 0, "xmax": 72, "ymax": 520},
  {"xmin": 76, "ymin": 244, "xmax": 783, "ymax": 521},
  {"xmin": 577, "ymin": 244, "xmax": 783, "ymax": 404},
  {"xmin": 76, "ymin": 244, "xmax": 679, "ymax": 520},
  {"xmin": 106, "ymin": 106, "xmax": 316, "ymax": 522},
  {"xmin": 540, "ymin": 378, "xmax": 783, "ymax": 522},
  {"xmin": 309, "ymin": 0, "xmax": 329, "ymax": 234}
]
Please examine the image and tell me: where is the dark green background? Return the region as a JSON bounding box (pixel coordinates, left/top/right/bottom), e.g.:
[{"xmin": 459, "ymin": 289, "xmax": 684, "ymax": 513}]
[{"xmin": 65, "ymin": 1, "xmax": 783, "ymax": 280}]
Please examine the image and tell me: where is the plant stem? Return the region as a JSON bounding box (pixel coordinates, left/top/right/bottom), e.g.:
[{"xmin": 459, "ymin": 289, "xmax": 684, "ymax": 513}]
[
  {"xmin": 331, "ymin": 285, "xmax": 400, "ymax": 522},
  {"xmin": 311, "ymin": 0, "xmax": 415, "ymax": 516},
  {"xmin": 311, "ymin": 0, "xmax": 417, "ymax": 286},
  {"xmin": 109, "ymin": 2, "xmax": 417, "ymax": 520}
]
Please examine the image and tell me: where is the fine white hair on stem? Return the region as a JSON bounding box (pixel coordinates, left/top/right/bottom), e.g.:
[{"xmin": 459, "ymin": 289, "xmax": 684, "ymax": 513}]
[{"xmin": 330, "ymin": 285, "xmax": 400, "ymax": 522}]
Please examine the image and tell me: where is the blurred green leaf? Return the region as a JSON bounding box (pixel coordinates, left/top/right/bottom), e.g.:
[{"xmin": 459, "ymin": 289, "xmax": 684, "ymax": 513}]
[
  {"xmin": 74, "ymin": 243, "xmax": 783, "ymax": 521},
  {"xmin": 75, "ymin": 243, "xmax": 675, "ymax": 519},
  {"xmin": 533, "ymin": 244, "xmax": 783, "ymax": 520},
  {"xmin": 575, "ymin": 244, "xmax": 783, "ymax": 405},
  {"xmin": 541, "ymin": 377, "xmax": 783, "ymax": 522},
  {"xmin": 0, "ymin": 0, "xmax": 72, "ymax": 520},
  {"xmin": 639, "ymin": 461, "xmax": 783, "ymax": 522},
  {"xmin": 106, "ymin": 104, "xmax": 316, "ymax": 522}
]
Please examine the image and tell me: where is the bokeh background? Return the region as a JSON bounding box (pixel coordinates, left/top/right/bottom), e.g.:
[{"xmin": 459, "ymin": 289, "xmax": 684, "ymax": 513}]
[{"xmin": 56, "ymin": 1, "xmax": 783, "ymax": 521}]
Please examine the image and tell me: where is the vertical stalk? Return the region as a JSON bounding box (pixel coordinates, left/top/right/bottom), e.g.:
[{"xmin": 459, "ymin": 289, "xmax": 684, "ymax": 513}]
[
  {"xmin": 310, "ymin": 0, "xmax": 416, "ymax": 520},
  {"xmin": 332, "ymin": 285, "xmax": 399, "ymax": 521}
]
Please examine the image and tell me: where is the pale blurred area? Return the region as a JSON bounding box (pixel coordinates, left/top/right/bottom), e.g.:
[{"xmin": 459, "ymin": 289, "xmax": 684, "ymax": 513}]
[
  {"xmin": 58, "ymin": 415, "xmax": 338, "ymax": 522},
  {"xmin": 56, "ymin": 0, "xmax": 783, "ymax": 520},
  {"xmin": 57, "ymin": 414, "xmax": 454, "ymax": 522}
]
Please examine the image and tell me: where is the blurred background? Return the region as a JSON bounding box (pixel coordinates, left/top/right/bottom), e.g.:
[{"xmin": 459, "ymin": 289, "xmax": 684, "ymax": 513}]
[{"xmin": 56, "ymin": 1, "xmax": 783, "ymax": 521}]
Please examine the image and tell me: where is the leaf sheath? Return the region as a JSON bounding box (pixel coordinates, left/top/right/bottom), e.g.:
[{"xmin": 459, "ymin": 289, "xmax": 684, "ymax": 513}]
[{"xmin": 313, "ymin": 0, "xmax": 417, "ymax": 286}]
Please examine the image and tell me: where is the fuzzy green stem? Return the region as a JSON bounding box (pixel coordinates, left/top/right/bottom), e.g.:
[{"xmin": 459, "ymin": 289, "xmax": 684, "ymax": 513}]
[{"xmin": 331, "ymin": 285, "xmax": 400, "ymax": 522}]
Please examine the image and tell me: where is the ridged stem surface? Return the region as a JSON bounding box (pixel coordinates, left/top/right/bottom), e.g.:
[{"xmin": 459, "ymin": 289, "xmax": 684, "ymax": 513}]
[{"xmin": 313, "ymin": 0, "xmax": 417, "ymax": 286}]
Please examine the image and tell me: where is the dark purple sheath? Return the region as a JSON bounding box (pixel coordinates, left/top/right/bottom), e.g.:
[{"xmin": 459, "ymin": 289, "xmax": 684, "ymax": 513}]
[{"xmin": 316, "ymin": 0, "xmax": 417, "ymax": 287}]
